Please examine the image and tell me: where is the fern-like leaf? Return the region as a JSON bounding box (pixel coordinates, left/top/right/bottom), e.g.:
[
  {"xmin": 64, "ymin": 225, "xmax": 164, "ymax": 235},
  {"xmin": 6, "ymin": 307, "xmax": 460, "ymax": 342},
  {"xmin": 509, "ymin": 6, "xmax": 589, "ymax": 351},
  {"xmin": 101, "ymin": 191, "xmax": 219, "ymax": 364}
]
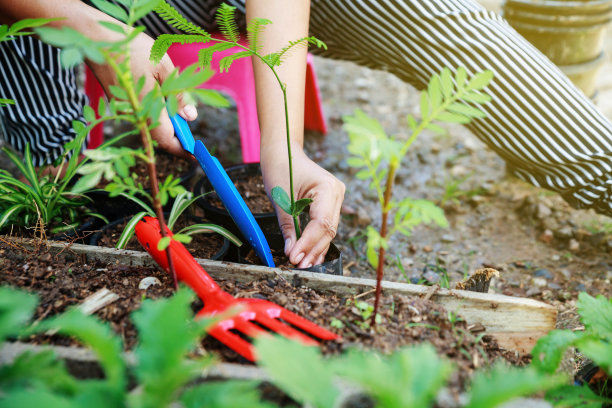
[
  {"xmin": 154, "ymin": 0, "xmax": 207, "ymax": 35},
  {"xmin": 150, "ymin": 34, "xmax": 211, "ymax": 64},
  {"xmin": 269, "ymin": 36, "xmax": 325, "ymax": 67},
  {"xmin": 219, "ymin": 51, "xmax": 253, "ymax": 73},
  {"xmin": 216, "ymin": 3, "xmax": 239, "ymax": 43},
  {"xmin": 246, "ymin": 18, "xmax": 271, "ymax": 54},
  {"xmin": 197, "ymin": 43, "xmax": 234, "ymax": 70}
]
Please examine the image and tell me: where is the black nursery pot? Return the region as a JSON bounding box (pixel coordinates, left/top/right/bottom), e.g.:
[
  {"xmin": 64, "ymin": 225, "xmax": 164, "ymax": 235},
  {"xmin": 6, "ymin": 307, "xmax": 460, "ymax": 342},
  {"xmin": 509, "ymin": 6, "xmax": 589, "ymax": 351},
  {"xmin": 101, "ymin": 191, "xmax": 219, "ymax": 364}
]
[
  {"xmin": 193, "ymin": 162, "xmax": 343, "ymax": 275},
  {"xmin": 89, "ymin": 214, "xmax": 229, "ymax": 261},
  {"xmin": 193, "ymin": 163, "xmax": 278, "ymax": 236},
  {"xmin": 85, "ymin": 152, "xmax": 198, "ymax": 219}
]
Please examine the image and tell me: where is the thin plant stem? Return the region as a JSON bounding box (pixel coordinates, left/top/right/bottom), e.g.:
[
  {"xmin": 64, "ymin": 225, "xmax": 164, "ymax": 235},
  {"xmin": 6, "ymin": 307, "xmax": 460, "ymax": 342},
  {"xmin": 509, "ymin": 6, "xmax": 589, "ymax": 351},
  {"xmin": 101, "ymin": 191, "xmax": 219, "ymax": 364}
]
[
  {"xmin": 371, "ymin": 162, "xmax": 397, "ymax": 326},
  {"xmin": 108, "ymin": 50, "xmax": 179, "ymax": 290}
]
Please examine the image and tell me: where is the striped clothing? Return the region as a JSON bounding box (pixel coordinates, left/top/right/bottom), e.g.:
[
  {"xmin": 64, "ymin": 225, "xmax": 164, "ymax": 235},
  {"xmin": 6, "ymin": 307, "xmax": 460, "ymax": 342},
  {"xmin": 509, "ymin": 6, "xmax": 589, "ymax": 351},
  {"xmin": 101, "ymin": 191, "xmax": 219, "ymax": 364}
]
[{"xmin": 1, "ymin": 0, "xmax": 611, "ymax": 216}]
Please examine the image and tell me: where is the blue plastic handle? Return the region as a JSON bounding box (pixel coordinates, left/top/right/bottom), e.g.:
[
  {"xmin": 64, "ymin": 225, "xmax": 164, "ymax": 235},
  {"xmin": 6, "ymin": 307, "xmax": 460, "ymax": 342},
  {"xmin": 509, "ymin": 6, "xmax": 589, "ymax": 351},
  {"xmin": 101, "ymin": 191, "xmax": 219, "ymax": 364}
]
[{"xmin": 169, "ymin": 114, "xmax": 275, "ymax": 267}]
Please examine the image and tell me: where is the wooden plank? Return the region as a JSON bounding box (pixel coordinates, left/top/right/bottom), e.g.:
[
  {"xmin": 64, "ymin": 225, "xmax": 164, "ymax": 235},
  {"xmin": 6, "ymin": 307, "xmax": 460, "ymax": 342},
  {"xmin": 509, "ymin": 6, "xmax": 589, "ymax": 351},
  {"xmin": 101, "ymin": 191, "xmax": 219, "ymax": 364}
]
[
  {"xmin": 11, "ymin": 237, "xmax": 557, "ymax": 354},
  {"xmin": 0, "ymin": 342, "xmax": 267, "ymax": 381}
]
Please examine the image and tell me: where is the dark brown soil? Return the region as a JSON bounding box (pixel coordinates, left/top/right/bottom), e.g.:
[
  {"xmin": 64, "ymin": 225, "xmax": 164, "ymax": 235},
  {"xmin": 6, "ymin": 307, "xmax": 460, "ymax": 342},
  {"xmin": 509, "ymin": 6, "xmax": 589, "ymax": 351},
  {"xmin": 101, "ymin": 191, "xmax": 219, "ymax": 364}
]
[
  {"xmin": 1, "ymin": 239, "xmax": 525, "ymax": 395},
  {"xmin": 95, "ymin": 216, "xmax": 225, "ymax": 260},
  {"xmin": 97, "ymin": 153, "xmax": 193, "ymax": 189},
  {"xmin": 207, "ymin": 173, "xmax": 275, "ymax": 214}
]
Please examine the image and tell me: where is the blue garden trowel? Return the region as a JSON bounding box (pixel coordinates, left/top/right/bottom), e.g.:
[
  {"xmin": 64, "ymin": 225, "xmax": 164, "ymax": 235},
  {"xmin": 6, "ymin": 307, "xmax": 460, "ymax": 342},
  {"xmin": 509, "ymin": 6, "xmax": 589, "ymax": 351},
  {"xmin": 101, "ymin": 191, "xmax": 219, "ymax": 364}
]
[{"xmin": 169, "ymin": 113, "xmax": 275, "ymax": 267}]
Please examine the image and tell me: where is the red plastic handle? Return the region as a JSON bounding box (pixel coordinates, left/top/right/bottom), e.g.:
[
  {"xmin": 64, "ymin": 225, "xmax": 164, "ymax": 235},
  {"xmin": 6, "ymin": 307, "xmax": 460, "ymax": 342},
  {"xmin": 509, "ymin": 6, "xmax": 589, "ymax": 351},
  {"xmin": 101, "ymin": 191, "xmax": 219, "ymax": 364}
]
[{"xmin": 134, "ymin": 216, "xmax": 232, "ymax": 302}]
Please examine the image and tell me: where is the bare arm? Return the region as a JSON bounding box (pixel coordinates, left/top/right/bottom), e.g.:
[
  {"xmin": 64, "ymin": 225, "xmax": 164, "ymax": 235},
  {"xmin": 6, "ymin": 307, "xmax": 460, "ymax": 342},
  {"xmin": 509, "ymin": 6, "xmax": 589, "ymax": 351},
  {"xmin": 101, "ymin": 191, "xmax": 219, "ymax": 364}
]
[
  {"xmin": 0, "ymin": 0, "xmax": 195, "ymax": 157},
  {"xmin": 248, "ymin": 0, "xmax": 345, "ymax": 268}
]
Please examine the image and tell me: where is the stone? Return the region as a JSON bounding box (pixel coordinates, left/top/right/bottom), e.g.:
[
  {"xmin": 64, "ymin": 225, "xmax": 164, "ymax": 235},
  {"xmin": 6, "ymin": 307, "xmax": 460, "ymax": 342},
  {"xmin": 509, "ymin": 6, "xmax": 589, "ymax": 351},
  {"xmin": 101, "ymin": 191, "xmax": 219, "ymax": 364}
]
[
  {"xmin": 536, "ymin": 203, "xmax": 552, "ymax": 219},
  {"xmin": 548, "ymin": 282, "xmax": 562, "ymax": 290},
  {"xmin": 441, "ymin": 234, "xmax": 456, "ymax": 243},
  {"xmin": 534, "ymin": 269, "xmax": 553, "ymax": 280},
  {"xmin": 568, "ymin": 239, "xmax": 580, "ymax": 252},
  {"xmin": 538, "ymin": 230, "xmax": 554, "ymax": 244},
  {"xmin": 531, "ymin": 277, "xmax": 547, "ymax": 287},
  {"xmin": 556, "ymin": 226, "xmax": 574, "ymax": 240},
  {"xmin": 424, "ymin": 270, "xmax": 440, "ymax": 284},
  {"xmin": 139, "ymin": 276, "xmax": 161, "ymax": 290}
]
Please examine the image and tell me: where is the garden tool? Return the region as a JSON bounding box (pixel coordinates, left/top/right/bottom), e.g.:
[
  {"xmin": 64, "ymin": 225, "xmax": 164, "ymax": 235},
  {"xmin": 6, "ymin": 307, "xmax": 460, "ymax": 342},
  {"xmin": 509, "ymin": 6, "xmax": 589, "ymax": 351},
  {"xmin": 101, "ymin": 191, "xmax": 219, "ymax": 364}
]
[
  {"xmin": 169, "ymin": 113, "xmax": 275, "ymax": 267},
  {"xmin": 135, "ymin": 216, "xmax": 339, "ymax": 361}
]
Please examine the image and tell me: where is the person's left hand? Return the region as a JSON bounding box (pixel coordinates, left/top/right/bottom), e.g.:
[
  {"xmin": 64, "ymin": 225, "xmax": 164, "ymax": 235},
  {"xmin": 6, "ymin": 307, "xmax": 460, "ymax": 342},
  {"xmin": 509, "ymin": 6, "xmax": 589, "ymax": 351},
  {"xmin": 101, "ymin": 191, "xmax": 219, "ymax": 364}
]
[{"xmin": 261, "ymin": 149, "xmax": 345, "ymax": 268}]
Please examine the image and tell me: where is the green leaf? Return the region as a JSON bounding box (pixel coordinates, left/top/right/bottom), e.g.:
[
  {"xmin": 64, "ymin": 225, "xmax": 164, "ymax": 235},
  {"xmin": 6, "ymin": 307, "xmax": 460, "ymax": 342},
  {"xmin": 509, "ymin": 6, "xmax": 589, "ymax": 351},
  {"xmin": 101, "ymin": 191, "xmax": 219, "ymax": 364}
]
[
  {"xmin": 181, "ymin": 381, "xmax": 274, "ymax": 408},
  {"xmin": 157, "ymin": 236, "xmax": 171, "ymax": 251},
  {"xmin": 575, "ymin": 337, "xmax": 612, "ymax": 373},
  {"xmin": 436, "ymin": 111, "xmax": 470, "ymax": 124},
  {"xmin": 0, "ymin": 286, "xmax": 38, "ymax": 341},
  {"xmin": 33, "ymin": 308, "xmax": 126, "ymax": 393},
  {"xmin": 531, "ymin": 330, "xmax": 580, "ymax": 374},
  {"xmin": 334, "ymin": 345, "xmax": 452, "ymax": 408},
  {"xmin": 71, "ymin": 172, "xmax": 102, "ymax": 195},
  {"xmin": 447, "ymin": 102, "xmax": 486, "ymax": 119},
  {"xmin": 178, "ymin": 223, "xmax": 242, "ymax": 247},
  {"xmin": 115, "ymin": 212, "xmax": 148, "ymax": 249},
  {"xmin": 109, "ymin": 85, "xmax": 128, "ymax": 100},
  {"xmin": 419, "ymin": 90, "xmax": 430, "ymax": 119},
  {"xmin": 0, "ymin": 387, "xmax": 73, "ymax": 408},
  {"xmin": 461, "ymin": 92, "xmax": 492, "ymax": 104},
  {"xmin": 355, "ymin": 169, "xmax": 370, "ymax": 180},
  {"xmin": 60, "ymin": 48, "xmax": 82, "ymax": 68},
  {"xmin": 455, "ymin": 66, "xmax": 468, "ymax": 89},
  {"xmin": 577, "ymin": 292, "xmax": 612, "ymax": 340},
  {"xmin": 219, "ymin": 51, "xmax": 253, "ymax": 73},
  {"xmin": 193, "ymin": 89, "xmax": 230, "ymax": 108},
  {"xmin": 346, "ymin": 157, "xmax": 364, "ymax": 168},
  {"xmin": 440, "ymin": 67, "xmax": 453, "ymax": 99},
  {"xmin": 0, "ymin": 204, "xmax": 22, "ymax": 229},
  {"xmin": 546, "ymin": 384, "xmax": 612, "ymax": 408},
  {"xmin": 132, "ymin": 287, "xmax": 213, "ymax": 408},
  {"xmin": 466, "ymin": 70, "xmax": 494, "ymax": 91},
  {"xmin": 0, "ymin": 350, "xmax": 76, "ymax": 394},
  {"xmin": 256, "ymin": 336, "xmax": 341, "ymax": 408},
  {"xmin": 90, "ymin": 0, "xmax": 129, "ymax": 22},
  {"xmin": 465, "ymin": 365, "xmax": 565, "ymax": 408},
  {"xmin": 427, "ymin": 75, "xmax": 442, "ymax": 110},
  {"xmin": 292, "ymin": 198, "xmax": 312, "ymax": 217},
  {"xmin": 271, "ymin": 186, "xmax": 291, "ymax": 215}
]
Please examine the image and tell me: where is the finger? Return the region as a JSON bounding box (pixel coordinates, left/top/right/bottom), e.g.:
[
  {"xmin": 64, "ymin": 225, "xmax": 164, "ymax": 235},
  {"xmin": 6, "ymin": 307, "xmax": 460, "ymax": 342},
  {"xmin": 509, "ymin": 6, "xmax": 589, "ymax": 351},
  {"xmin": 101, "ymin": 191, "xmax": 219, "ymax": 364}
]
[
  {"xmin": 276, "ymin": 209, "xmax": 297, "ymax": 258},
  {"xmin": 152, "ymin": 111, "xmax": 192, "ymax": 158},
  {"xmin": 291, "ymin": 218, "xmax": 334, "ymax": 268}
]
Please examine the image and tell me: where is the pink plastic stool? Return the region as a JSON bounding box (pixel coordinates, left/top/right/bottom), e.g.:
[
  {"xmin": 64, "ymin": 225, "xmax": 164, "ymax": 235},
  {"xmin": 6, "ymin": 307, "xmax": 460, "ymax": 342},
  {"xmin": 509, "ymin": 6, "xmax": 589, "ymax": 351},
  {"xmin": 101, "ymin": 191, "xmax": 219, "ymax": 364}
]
[{"xmin": 85, "ymin": 40, "xmax": 328, "ymax": 163}]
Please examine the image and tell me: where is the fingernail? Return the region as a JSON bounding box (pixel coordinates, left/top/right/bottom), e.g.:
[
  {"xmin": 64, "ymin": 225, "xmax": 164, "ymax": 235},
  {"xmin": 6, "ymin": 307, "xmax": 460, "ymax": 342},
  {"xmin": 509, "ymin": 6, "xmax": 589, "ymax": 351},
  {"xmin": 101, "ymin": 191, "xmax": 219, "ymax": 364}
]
[
  {"xmin": 183, "ymin": 104, "xmax": 197, "ymax": 120},
  {"xmin": 294, "ymin": 252, "xmax": 305, "ymax": 265},
  {"xmin": 305, "ymin": 263, "xmax": 313, "ymax": 269},
  {"xmin": 284, "ymin": 238, "xmax": 292, "ymax": 254}
]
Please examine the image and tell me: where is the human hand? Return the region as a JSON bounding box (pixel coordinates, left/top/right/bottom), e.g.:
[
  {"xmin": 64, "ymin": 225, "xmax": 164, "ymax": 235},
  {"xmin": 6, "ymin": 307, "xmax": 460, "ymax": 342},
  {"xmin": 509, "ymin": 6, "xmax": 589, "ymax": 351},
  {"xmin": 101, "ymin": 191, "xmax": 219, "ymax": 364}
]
[
  {"xmin": 86, "ymin": 31, "xmax": 195, "ymax": 157},
  {"xmin": 261, "ymin": 150, "xmax": 345, "ymax": 268}
]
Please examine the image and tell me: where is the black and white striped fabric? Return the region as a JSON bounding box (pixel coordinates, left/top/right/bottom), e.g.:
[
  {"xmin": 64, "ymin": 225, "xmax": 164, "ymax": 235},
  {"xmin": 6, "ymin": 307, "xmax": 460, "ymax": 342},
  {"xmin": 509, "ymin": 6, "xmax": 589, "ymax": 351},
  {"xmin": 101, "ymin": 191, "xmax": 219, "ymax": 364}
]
[{"xmin": 1, "ymin": 0, "xmax": 611, "ymax": 216}]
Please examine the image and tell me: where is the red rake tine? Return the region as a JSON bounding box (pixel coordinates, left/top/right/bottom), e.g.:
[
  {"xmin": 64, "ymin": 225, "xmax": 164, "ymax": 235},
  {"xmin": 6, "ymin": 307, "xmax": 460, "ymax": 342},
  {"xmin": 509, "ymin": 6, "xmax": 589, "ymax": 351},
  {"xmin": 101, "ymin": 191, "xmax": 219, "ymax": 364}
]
[{"xmin": 135, "ymin": 216, "xmax": 340, "ymax": 362}]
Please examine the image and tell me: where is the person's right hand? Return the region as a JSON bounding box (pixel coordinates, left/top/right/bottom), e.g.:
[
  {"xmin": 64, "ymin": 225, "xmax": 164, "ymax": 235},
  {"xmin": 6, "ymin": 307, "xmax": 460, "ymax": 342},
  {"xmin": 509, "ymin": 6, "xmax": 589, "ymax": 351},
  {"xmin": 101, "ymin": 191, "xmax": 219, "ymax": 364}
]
[
  {"xmin": 86, "ymin": 31, "xmax": 196, "ymax": 158},
  {"xmin": 261, "ymin": 149, "xmax": 345, "ymax": 268}
]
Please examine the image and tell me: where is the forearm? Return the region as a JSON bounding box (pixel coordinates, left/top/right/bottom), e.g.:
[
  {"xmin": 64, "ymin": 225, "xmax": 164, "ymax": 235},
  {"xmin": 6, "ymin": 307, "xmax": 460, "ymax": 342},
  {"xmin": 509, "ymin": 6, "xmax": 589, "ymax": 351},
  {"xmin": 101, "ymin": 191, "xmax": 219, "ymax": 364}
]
[
  {"xmin": 246, "ymin": 0, "xmax": 310, "ymax": 162},
  {"xmin": 0, "ymin": 0, "xmax": 124, "ymax": 43}
]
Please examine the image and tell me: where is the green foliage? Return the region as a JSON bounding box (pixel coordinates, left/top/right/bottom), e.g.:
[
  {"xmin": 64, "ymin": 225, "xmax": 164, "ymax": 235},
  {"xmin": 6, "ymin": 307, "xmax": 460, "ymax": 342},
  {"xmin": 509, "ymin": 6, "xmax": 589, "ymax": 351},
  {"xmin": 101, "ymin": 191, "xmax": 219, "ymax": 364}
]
[
  {"xmin": 256, "ymin": 336, "xmax": 452, "ymax": 408},
  {"xmin": 115, "ymin": 191, "xmax": 241, "ymax": 250},
  {"xmin": 0, "ymin": 285, "xmax": 275, "ymax": 408},
  {"xmin": 465, "ymin": 364, "xmax": 566, "ymax": 408},
  {"xmin": 344, "ymin": 67, "xmax": 492, "ymax": 280},
  {"xmin": 153, "ymin": 1, "xmax": 327, "ymax": 239},
  {"xmin": 0, "ymin": 131, "xmax": 108, "ymax": 235}
]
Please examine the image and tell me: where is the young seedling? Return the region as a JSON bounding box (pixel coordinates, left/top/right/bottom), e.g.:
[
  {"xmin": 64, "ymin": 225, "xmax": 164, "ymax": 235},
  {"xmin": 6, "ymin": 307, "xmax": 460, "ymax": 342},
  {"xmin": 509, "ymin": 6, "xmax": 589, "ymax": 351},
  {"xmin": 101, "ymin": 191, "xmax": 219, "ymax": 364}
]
[
  {"xmin": 34, "ymin": 0, "xmax": 228, "ymax": 288},
  {"xmin": 344, "ymin": 67, "xmax": 493, "ymax": 325},
  {"xmin": 150, "ymin": 2, "xmax": 326, "ymax": 239}
]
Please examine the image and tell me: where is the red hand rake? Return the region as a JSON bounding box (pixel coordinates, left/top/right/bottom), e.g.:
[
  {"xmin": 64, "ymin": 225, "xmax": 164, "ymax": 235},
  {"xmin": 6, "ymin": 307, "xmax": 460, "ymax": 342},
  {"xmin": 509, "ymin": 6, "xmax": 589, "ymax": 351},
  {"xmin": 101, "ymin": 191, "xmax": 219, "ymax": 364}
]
[{"xmin": 134, "ymin": 216, "xmax": 339, "ymax": 361}]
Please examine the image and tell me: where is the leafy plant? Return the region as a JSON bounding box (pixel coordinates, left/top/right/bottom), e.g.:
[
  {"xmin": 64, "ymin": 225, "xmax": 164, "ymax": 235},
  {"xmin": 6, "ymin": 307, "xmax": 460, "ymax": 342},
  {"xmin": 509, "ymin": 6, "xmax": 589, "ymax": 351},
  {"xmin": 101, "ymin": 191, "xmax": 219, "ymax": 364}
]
[
  {"xmin": 150, "ymin": 2, "xmax": 327, "ymax": 239},
  {"xmin": 531, "ymin": 292, "xmax": 612, "ymax": 405},
  {"xmin": 0, "ymin": 285, "xmax": 272, "ymax": 408},
  {"xmin": 34, "ymin": 0, "xmax": 229, "ymax": 288},
  {"xmin": 0, "ymin": 132, "xmax": 111, "ymax": 236},
  {"xmin": 114, "ymin": 190, "xmax": 242, "ymax": 251},
  {"xmin": 343, "ymin": 67, "xmax": 493, "ymax": 323}
]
